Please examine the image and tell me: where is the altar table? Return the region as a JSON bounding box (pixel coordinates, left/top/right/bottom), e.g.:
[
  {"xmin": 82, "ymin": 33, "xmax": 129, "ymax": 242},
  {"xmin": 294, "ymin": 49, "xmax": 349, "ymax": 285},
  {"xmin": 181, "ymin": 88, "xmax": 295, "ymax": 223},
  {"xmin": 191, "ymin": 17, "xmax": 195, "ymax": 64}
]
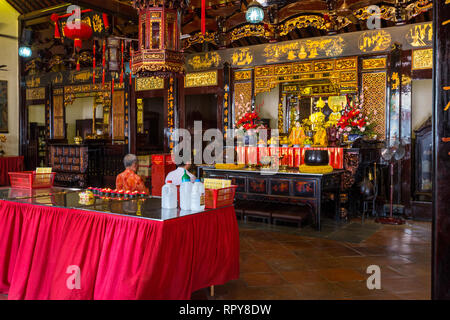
[
  {"xmin": 0, "ymin": 156, "xmax": 24, "ymax": 186},
  {"xmin": 0, "ymin": 195, "xmax": 239, "ymax": 300}
]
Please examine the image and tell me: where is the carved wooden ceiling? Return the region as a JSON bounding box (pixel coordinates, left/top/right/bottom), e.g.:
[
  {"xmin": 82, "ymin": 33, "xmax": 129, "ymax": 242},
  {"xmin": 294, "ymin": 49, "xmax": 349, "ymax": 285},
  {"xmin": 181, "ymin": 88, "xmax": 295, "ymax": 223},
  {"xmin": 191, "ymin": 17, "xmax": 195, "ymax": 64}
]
[{"xmin": 7, "ymin": 0, "xmax": 432, "ymax": 52}]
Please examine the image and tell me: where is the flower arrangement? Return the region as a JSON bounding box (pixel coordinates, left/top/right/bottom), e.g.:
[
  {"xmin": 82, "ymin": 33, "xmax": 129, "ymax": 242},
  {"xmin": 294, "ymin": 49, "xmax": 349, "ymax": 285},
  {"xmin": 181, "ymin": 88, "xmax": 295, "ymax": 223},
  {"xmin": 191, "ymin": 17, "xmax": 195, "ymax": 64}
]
[
  {"xmin": 237, "ymin": 111, "xmax": 261, "ymax": 131},
  {"xmin": 336, "ymin": 95, "xmax": 376, "ymax": 137}
]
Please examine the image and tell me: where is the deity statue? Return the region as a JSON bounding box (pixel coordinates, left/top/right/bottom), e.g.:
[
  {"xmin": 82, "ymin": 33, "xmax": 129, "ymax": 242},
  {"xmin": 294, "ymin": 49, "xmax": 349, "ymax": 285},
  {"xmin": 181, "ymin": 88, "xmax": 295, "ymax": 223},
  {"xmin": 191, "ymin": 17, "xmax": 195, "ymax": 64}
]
[
  {"xmin": 313, "ymin": 125, "xmax": 328, "ymax": 147},
  {"xmin": 327, "ymin": 102, "xmax": 344, "ymax": 126},
  {"xmin": 289, "ymin": 121, "xmax": 306, "ymax": 146}
]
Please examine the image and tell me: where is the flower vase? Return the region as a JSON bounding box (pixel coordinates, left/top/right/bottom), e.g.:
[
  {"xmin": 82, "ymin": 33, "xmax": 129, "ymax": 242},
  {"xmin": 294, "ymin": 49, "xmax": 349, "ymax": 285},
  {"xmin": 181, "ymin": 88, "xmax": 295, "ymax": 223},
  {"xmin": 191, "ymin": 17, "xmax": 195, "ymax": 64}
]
[
  {"xmin": 245, "ymin": 130, "xmax": 257, "ymax": 146},
  {"xmin": 348, "ymin": 134, "xmax": 362, "ymax": 142}
]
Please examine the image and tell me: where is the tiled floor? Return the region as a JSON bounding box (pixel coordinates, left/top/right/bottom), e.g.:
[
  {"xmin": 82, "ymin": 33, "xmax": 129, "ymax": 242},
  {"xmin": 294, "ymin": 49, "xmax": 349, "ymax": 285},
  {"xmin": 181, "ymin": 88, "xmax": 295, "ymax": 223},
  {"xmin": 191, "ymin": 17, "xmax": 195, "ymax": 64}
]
[
  {"xmin": 192, "ymin": 217, "xmax": 432, "ymax": 300},
  {"xmin": 0, "ymin": 217, "xmax": 431, "ymax": 300}
]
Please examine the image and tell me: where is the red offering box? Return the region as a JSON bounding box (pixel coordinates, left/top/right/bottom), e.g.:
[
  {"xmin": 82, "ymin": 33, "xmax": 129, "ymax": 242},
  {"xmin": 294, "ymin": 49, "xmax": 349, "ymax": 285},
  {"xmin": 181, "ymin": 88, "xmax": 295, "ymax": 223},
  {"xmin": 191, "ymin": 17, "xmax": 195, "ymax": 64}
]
[
  {"xmin": 205, "ymin": 186, "xmax": 237, "ymax": 209},
  {"xmin": 151, "ymin": 154, "xmax": 176, "ymax": 197},
  {"xmin": 9, "ymin": 171, "xmax": 55, "ymax": 189}
]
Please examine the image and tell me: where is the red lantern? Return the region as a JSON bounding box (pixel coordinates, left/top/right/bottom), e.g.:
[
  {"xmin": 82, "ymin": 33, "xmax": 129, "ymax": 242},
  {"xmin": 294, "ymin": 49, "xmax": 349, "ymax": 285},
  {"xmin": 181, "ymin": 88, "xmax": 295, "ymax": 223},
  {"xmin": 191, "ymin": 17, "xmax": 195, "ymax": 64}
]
[{"xmin": 63, "ymin": 20, "xmax": 93, "ymax": 51}]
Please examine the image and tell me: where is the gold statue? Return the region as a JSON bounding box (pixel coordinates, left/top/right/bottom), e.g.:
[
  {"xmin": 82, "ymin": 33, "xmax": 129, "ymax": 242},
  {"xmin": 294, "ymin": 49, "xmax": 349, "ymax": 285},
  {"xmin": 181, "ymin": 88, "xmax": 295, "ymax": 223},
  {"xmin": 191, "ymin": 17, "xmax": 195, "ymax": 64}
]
[
  {"xmin": 313, "ymin": 124, "xmax": 328, "ymax": 147},
  {"xmin": 289, "ymin": 121, "xmax": 306, "ymax": 146}
]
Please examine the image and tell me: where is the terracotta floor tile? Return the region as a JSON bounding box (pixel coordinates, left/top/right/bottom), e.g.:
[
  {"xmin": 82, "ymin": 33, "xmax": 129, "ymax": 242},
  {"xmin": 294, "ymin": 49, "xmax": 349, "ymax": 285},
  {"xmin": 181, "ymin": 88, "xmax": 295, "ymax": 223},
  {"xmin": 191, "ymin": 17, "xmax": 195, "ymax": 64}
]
[
  {"xmin": 320, "ymin": 246, "xmax": 363, "ymax": 257},
  {"xmin": 257, "ymin": 285, "xmax": 303, "ymax": 300},
  {"xmin": 279, "ymin": 270, "xmax": 327, "ymax": 284},
  {"xmin": 317, "ymin": 268, "xmax": 366, "ymax": 282},
  {"xmin": 300, "ymin": 258, "xmax": 343, "ymax": 269},
  {"xmin": 280, "ymin": 240, "xmax": 315, "ymax": 250},
  {"xmin": 292, "ymin": 248, "xmax": 334, "ymax": 259},
  {"xmin": 241, "ymin": 272, "xmax": 287, "ymax": 287},
  {"xmin": 381, "ymin": 278, "xmax": 430, "ymax": 294},
  {"xmin": 255, "ymin": 250, "xmax": 300, "ymax": 264},
  {"xmin": 240, "ymin": 252, "xmax": 274, "ymax": 273},
  {"xmin": 268, "ymin": 259, "xmax": 309, "ymax": 272},
  {"xmin": 246, "ymin": 239, "xmax": 292, "ymax": 252},
  {"xmin": 196, "ymin": 218, "xmax": 431, "ymax": 300},
  {"xmin": 294, "ymin": 282, "xmax": 350, "ymax": 300}
]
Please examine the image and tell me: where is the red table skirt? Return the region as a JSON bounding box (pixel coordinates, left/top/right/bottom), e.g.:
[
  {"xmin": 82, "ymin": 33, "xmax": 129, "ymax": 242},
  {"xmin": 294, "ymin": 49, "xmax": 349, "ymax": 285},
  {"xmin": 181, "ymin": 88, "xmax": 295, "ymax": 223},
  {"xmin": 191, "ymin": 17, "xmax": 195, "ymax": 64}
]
[
  {"xmin": 0, "ymin": 200, "xmax": 239, "ymax": 300},
  {"xmin": 0, "ymin": 156, "xmax": 24, "ymax": 186}
]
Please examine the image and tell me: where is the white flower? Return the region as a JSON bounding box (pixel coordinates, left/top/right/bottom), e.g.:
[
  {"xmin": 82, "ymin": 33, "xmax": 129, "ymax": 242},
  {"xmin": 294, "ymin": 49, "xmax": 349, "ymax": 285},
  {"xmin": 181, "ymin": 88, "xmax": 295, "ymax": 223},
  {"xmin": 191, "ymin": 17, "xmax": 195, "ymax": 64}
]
[
  {"xmin": 367, "ymin": 122, "xmax": 370, "ymax": 125},
  {"xmin": 361, "ymin": 127, "xmax": 366, "ymax": 132},
  {"xmin": 346, "ymin": 127, "xmax": 352, "ymax": 132}
]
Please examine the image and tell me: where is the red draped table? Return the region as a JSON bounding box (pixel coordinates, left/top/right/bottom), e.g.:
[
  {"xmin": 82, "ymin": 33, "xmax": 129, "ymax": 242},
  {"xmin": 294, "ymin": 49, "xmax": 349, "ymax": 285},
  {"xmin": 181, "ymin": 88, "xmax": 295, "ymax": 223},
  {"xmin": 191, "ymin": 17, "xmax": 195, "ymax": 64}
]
[
  {"xmin": 0, "ymin": 200, "xmax": 239, "ymax": 300},
  {"xmin": 0, "ymin": 156, "xmax": 24, "ymax": 186}
]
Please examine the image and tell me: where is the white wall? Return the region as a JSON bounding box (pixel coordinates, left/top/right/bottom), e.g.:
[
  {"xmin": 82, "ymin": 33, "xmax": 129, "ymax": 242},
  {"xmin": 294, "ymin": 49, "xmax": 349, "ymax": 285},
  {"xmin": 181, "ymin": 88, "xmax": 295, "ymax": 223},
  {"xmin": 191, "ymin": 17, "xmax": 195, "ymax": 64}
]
[
  {"xmin": 412, "ymin": 79, "xmax": 433, "ymax": 135},
  {"xmin": 255, "ymin": 86, "xmax": 279, "ymax": 129},
  {"xmin": 28, "ymin": 104, "xmax": 45, "ymax": 124},
  {"xmin": 0, "ymin": 0, "xmax": 19, "ymax": 155},
  {"xmin": 65, "ymin": 96, "xmax": 99, "ymax": 143}
]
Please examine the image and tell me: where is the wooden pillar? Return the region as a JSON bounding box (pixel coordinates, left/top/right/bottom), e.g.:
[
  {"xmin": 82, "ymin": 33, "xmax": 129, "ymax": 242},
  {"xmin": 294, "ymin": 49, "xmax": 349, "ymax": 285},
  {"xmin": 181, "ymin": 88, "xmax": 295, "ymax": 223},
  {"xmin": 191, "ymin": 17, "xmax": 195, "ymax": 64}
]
[{"xmin": 432, "ymin": 0, "xmax": 450, "ymax": 300}]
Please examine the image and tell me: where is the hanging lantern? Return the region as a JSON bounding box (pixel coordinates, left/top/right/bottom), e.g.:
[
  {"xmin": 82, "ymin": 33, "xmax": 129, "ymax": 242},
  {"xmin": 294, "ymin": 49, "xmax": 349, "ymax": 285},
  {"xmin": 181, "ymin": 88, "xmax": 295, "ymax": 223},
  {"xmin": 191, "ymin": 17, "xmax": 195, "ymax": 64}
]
[
  {"xmin": 246, "ymin": 1, "xmax": 264, "ymax": 24},
  {"xmin": 131, "ymin": 0, "xmax": 187, "ymax": 77},
  {"xmin": 63, "ymin": 19, "xmax": 93, "ymax": 51}
]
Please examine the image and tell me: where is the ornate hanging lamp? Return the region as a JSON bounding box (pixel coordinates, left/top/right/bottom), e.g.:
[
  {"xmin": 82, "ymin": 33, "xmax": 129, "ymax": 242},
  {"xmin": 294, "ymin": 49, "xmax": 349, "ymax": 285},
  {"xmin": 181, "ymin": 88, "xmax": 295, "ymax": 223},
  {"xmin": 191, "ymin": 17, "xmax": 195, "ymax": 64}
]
[
  {"xmin": 131, "ymin": 0, "xmax": 187, "ymax": 78},
  {"xmin": 246, "ymin": 1, "xmax": 264, "ymax": 24}
]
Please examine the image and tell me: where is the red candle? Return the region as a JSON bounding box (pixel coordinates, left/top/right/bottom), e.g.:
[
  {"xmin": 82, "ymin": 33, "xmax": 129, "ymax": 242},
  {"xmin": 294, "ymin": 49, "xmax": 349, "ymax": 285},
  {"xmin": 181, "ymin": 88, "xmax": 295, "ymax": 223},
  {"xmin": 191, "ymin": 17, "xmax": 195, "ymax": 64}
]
[{"xmin": 247, "ymin": 146, "xmax": 257, "ymax": 166}]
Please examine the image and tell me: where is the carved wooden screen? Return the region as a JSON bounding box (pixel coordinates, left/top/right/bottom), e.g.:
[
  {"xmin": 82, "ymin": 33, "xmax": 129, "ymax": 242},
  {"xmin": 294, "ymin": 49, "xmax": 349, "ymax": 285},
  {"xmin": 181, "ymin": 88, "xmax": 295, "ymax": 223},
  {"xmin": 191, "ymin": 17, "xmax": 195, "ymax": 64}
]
[
  {"xmin": 112, "ymin": 90, "xmax": 125, "ymax": 140},
  {"xmin": 362, "ymin": 72, "xmax": 387, "ymax": 139},
  {"xmin": 52, "ymin": 95, "xmax": 64, "ymax": 139}
]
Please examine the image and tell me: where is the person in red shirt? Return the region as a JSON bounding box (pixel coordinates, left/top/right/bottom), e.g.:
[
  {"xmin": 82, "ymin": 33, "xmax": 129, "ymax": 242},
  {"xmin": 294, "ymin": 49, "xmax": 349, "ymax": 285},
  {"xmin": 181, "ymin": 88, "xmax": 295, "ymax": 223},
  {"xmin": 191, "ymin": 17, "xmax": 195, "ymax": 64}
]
[{"xmin": 116, "ymin": 154, "xmax": 149, "ymax": 193}]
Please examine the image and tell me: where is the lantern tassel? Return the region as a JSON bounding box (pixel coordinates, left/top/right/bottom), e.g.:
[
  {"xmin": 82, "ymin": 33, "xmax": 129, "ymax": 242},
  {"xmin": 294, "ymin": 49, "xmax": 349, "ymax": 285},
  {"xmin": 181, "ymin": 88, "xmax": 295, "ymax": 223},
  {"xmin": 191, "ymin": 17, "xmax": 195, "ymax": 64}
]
[
  {"xmin": 120, "ymin": 40, "xmax": 124, "ymax": 85},
  {"xmin": 102, "ymin": 70, "xmax": 105, "ymax": 87},
  {"xmin": 76, "ymin": 58, "xmax": 80, "ymax": 71},
  {"xmin": 50, "ymin": 14, "xmax": 60, "ymax": 39},
  {"xmin": 74, "ymin": 39, "xmax": 82, "ymax": 51},
  {"xmin": 93, "ymin": 41, "xmax": 96, "ymax": 84},
  {"xmin": 103, "ymin": 13, "xmax": 109, "ymax": 30},
  {"xmin": 201, "ymin": 0, "xmax": 206, "ymax": 35}
]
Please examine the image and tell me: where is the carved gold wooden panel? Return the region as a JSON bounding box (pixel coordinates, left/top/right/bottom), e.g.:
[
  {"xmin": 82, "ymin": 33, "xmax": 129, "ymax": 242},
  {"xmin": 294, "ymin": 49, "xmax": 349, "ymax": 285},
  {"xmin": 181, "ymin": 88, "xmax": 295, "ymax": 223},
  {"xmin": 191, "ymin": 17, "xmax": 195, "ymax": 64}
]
[
  {"xmin": 233, "ymin": 82, "xmax": 252, "ymax": 125},
  {"xmin": 112, "ymin": 90, "xmax": 125, "ymax": 140},
  {"xmin": 52, "ymin": 95, "xmax": 64, "ymax": 139},
  {"xmin": 362, "ymin": 72, "xmax": 387, "ymax": 139}
]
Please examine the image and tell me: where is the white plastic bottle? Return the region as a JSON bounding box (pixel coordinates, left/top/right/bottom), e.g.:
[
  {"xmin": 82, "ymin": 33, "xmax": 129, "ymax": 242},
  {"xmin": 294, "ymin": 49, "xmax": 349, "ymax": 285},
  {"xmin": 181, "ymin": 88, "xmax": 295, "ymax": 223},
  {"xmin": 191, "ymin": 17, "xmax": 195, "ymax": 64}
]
[
  {"xmin": 161, "ymin": 180, "xmax": 177, "ymax": 209},
  {"xmin": 191, "ymin": 179, "xmax": 205, "ymax": 211},
  {"xmin": 179, "ymin": 170, "xmax": 192, "ymax": 211}
]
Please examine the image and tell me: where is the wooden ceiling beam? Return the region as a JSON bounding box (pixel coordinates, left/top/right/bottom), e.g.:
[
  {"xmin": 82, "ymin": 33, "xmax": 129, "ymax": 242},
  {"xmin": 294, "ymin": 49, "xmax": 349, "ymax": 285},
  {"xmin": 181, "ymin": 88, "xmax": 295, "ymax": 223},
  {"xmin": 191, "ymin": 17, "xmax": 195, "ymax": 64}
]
[
  {"xmin": 19, "ymin": 3, "xmax": 70, "ymax": 21},
  {"xmin": 6, "ymin": 0, "xmax": 25, "ymax": 14},
  {"xmin": 75, "ymin": 0, "xmax": 138, "ymax": 22}
]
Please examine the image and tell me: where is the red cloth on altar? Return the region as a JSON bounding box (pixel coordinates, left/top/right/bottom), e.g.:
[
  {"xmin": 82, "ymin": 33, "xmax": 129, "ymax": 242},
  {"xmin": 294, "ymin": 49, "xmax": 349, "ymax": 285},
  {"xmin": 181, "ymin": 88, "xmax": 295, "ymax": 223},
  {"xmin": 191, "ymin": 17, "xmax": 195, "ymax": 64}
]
[
  {"xmin": 0, "ymin": 200, "xmax": 239, "ymax": 300},
  {"xmin": 0, "ymin": 156, "xmax": 24, "ymax": 186}
]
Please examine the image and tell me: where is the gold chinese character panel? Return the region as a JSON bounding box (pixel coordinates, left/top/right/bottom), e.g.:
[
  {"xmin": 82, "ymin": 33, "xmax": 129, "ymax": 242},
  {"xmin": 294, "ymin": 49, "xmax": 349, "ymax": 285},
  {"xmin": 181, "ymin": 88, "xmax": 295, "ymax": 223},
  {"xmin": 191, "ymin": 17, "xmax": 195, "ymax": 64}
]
[
  {"xmin": 412, "ymin": 48, "xmax": 433, "ymax": 70},
  {"xmin": 185, "ymin": 71, "xmax": 218, "ymax": 88},
  {"xmin": 135, "ymin": 77, "xmax": 165, "ymax": 91},
  {"xmin": 362, "ymin": 58, "xmax": 387, "ymax": 70},
  {"xmin": 254, "ymin": 57, "xmax": 358, "ymax": 96}
]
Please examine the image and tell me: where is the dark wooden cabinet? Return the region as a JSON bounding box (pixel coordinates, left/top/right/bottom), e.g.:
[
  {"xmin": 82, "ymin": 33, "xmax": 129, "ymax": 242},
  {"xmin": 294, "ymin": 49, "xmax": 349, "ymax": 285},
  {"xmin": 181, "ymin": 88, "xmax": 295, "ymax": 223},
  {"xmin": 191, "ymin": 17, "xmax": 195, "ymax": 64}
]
[
  {"xmin": 413, "ymin": 119, "xmax": 432, "ymax": 201},
  {"xmin": 49, "ymin": 144, "xmax": 89, "ymax": 188},
  {"xmin": 199, "ymin": 167, "xmax": 343, "ymax": 230},
  {"xmin": 412, "ymin": 118, "xmax": 432, "ymax": 221}
]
